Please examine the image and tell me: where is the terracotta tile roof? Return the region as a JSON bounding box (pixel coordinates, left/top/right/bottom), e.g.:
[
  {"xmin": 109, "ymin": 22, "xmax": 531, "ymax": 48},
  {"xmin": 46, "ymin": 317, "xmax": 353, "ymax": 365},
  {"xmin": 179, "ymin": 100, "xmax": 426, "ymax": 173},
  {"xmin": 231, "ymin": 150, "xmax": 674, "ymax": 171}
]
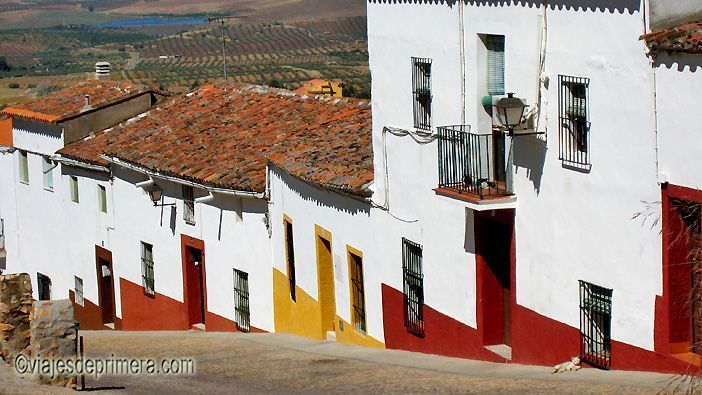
[
  {"xmin": 641, "ymin": 21, "xmax": 702, "ymax": 54},
  {"xmin": 1, "ymin": 80, "xmax": 151, "ymax": 123},
  {"xmin": 58, "ymin": 83, "xmax": 373, "ymax": 196}
]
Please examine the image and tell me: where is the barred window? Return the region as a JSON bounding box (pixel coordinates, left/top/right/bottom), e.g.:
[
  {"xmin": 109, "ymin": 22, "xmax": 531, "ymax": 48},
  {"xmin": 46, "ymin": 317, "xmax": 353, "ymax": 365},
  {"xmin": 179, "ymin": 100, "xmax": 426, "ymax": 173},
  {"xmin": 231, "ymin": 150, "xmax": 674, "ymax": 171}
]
[
  {"xmin": 284, "ymin": 218, "xmax": 296, "ymax": 302},
  {"xmin": 559, "ymin": 75, "xmax": 591, "ymax": 167},
  {"xmin": 402, "ymin": 238, "xmax": 424, "ymax": 337},
  {"xmin": 182, "ymin": 185, "xmax": 195, "ymax": 224},
  {"xmin": 579, "ymin": 280, "xmax": 612, "ymax": 369},
  {"xmin": 233, "ymin": 269, "xmax": 250, "ymax": 333},
  {"xmin": 37, "ymin": 272, "xmax": 51, "ymax": 301},
  {"xmin": 412, "ymin": 57, "xmax": 432, "ymax": 130},
  {"xmin": 349, "ymin": 250, "xmax": 366, "ymax": 333},
  {"xmin": 141, "ymin": 242, "xmax": 155, "ymax": 296},
  {"xmin": 74, "ymin": 276, "xmax": 84, "ymax": 307}
]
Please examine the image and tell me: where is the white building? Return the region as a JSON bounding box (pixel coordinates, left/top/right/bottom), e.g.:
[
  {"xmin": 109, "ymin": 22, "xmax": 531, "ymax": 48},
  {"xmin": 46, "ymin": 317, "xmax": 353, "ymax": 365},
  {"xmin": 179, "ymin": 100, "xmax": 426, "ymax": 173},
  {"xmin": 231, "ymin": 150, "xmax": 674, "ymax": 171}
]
[{"xmin": 366, "ymin": 0, "xmax": 701, "ymax": 373}]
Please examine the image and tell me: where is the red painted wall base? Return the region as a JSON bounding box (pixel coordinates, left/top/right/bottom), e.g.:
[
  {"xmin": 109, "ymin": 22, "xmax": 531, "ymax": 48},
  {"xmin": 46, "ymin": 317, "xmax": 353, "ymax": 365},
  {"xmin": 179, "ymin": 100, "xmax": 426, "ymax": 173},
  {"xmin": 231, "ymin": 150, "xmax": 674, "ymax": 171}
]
[
  {"xmin": 383, "ymin": 283, "xmax": 700, "ymax": 374},
  {"xmin": 70, "ymin": 290, "xmax": 122, "ymax": 330},
  {"xmin": 119, "ymin": 277, "xmax": 265, "ymax": 333}
]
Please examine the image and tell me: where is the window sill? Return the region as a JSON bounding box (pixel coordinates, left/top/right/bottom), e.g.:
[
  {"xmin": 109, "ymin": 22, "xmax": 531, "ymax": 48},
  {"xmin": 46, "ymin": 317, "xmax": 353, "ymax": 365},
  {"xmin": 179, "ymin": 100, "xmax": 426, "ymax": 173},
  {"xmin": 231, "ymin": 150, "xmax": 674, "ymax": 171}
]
[
  {"xmin": 44, "ymin": 188, "xmax": 54, "ymax": 193},
  {"xmin": 185, "ymin": 220, "xmax": 196, "ymax": 226},
  {"xmin": 19, "ymin": 181, "xmax": 29, "ymax": 185}
]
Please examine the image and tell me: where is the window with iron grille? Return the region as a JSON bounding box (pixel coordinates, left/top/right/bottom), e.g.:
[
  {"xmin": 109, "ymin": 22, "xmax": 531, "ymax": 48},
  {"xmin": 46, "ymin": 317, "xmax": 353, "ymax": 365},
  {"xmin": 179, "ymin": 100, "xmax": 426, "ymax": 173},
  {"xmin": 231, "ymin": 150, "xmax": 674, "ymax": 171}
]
[
  {"xmin": 141, "ymin": 242, "xmax": 155, "ymax": 296},
  {"xmin": 579, "ymin": 280, "xmax": 612, "ymax": 369},
  {"xmin": 402, "ymin": 238, "xmax": 424, "ymax": 337},
  {"xmin": 486, "ymin": 35, "xmax": 505, "ymax": 97},
  {"xmin": 284, "ymin": 218, "xmax": 296, "ymax": 302},
  {"xmin": 559, "ymin": 76, "xmax": 591, "ymax": 167},
  {"xmin": 412, "ymin": 57, "xmax": 432, "ymax": 131},
  {"xmin": 37, "ymin": 272, "xmax": 51, "ymax": 301},
  {"xmin": 349, "ymin": 250, "xmax": 366, "ymax": 333},
  {"xmin": 233, "ymin": 269, "xmax": 250, "ymax": 332},
  {"xmin": 182, "ymin": 185, "xmax": 195, "ymax": 224},
  {"xmin": 74, "ymin": 276, "xmax": 84, "ymax": 307}
]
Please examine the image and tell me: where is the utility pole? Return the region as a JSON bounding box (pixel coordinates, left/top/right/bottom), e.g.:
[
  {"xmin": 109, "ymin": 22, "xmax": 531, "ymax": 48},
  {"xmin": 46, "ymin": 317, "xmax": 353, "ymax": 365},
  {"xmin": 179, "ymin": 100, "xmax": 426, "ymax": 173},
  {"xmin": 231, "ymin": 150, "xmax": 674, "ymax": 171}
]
[{"xmin": 208, "ymin": 16, "xmax": 242, "ymax": 81}]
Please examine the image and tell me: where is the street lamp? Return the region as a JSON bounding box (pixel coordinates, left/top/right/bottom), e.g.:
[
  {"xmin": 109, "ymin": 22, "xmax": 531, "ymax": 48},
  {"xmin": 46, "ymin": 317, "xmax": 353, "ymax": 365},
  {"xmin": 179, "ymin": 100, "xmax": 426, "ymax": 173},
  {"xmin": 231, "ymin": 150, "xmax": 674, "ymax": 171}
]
[
  {"xmin": 148, "ymin": 185, "xmax": 175, "ymax": 207},
  {"xmin": 495, "ymin": 93, "xmax": 527, "ymax": 135}
]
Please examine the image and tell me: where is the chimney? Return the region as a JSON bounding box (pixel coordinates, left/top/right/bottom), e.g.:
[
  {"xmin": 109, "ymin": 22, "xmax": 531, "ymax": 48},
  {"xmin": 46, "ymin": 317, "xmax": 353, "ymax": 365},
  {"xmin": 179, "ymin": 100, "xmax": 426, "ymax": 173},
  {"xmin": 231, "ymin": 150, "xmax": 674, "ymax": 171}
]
[
  {"xmin": 84, "ymin": 94, "xmax": 91, "ymax": 109},
  {"xmin": 94, "ymin": 61, "xmax": 111, "ymax": 81}
]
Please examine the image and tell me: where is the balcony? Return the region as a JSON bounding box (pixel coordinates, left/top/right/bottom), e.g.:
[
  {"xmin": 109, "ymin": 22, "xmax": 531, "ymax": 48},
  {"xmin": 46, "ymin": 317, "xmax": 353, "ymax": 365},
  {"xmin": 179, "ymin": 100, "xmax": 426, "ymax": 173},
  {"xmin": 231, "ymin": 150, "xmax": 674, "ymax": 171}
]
[{"xmin": 436, "ymin": 125, "xmax": 514, "ymax": 205}]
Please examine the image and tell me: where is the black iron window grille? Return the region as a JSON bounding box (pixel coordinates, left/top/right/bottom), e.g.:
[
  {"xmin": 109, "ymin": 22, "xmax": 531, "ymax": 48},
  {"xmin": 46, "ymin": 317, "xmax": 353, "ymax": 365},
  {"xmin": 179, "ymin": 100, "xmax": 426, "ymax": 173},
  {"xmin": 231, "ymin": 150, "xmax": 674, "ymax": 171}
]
[
  {"xmin": 402, "ymin": 238, "xmax": 424, "ymax": 337},
  {"xmin": 37, "ymin": 272, "xmax": 51, "ymax": 301},
  {"xmin": 412, "ymin": 57, "xmax": 432, "ymax": 131},
  {"xmin": 559, "ymin": 75, "xmax": 591, "ymax": 167},
  {"xmin": 233, "ymin": 269, "xmax": 251, "ymax": 333},
  {"xmin": 284, "ymin": 219, "xmax": 296, "ymax": 302},
  {"xmin": 438, "ymin": 125, "xmax": 513, "ymax": 199},
  {"xmin": 183, "ymin": 185, "xmax": 195, "ymax": 224},
  {"xmin": 579, "ymin": 280, "xmax": 612, "ymax": 370},
  {"xmin": 349, "ymin": 251, "xmax": 366, "ymax": 333},
  {"xmin": 141, "ymin": 242, "xmax": 155, "ymax": 296}
]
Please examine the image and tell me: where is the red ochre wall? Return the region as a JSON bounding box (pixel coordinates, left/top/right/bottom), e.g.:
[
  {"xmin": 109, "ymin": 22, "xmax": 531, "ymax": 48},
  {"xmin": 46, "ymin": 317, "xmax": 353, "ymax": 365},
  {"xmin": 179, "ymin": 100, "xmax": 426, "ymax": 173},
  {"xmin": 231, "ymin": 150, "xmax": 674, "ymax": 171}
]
[
  {"xmin": 382, "ymin": 282, "xmax": 697, "ymax": 374},
  {"xmin": 118, "ymin": 277, "xmax": 264, "ymax": 333}
]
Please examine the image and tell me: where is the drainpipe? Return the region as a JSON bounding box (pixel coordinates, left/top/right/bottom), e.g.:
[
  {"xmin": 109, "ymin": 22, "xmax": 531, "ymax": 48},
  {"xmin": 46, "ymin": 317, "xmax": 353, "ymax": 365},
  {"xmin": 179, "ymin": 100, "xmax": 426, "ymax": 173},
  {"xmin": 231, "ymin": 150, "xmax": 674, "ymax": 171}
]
[
  {"xmin": 135, "ymin": 177, "xmax": 155, "ymax": 189},
  {"xmin": 458, "ymin": 0, "xmax": 466, "ymax": 125},
  {"xmin": 195, "ymin": 191, "xmax": 215, "ymax": 204}
]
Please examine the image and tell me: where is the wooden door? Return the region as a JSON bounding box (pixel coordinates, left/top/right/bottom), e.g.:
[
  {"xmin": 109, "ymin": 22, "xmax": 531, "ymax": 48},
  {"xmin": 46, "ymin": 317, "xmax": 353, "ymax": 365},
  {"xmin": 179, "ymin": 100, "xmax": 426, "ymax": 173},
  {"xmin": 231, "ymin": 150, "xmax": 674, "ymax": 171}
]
[
  {"xmin": 317, "ymin": 233, "xmax": 335, "ymax": 334},
  {"xmin": 95, "ymin": 246, "xmax": 115, "ymax": 324},
  {"xmin": 185, "ymin": 245, "xmax": 205, "ymax": 326}
]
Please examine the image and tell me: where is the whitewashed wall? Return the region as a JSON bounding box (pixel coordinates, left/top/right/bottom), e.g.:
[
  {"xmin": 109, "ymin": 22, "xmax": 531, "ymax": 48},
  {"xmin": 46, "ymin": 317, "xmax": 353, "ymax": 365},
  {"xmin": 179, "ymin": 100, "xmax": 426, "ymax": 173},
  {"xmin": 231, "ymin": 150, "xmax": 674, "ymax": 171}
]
[
  {"xmin": 109, "ymin": 166, "xmax": 274, "ymax": 331},
  {"xmin": 268, "ymin": 168, "xmax": 377, "ymax": 338},
  {"xmin": 654, "ymin": 53, "xmax": 702, "ymax": 191},
  {"xmin": 12, "ymin": 119, "xmax": 64, "ymax": 155},
  {"xmin": 368, "ymin": 1, "xmax": 661, "ymax": 350},
  {"xmin": 649, "ymin": 0, "xmax": 702, "ymax": 30}
]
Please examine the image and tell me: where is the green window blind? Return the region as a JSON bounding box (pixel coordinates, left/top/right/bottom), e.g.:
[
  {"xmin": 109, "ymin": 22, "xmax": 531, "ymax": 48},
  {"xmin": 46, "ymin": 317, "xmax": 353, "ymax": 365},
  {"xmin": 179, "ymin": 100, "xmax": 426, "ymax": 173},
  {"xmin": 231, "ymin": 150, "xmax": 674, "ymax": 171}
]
[{"xmin": 487, "ymin": 35, "xmax": 505, "ymax": 96}]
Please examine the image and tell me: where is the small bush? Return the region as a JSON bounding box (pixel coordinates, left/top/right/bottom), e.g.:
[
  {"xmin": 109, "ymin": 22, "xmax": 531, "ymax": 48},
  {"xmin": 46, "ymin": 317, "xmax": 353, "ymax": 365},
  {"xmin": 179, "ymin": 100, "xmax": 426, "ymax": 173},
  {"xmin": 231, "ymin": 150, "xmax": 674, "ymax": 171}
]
[
  {"xmin": 8, "ymin": 83, "xmax": 19, "ymax": 89},
  {"xmin": 28, "ymin": 84, "xmax": 36, "ymax": 89}
]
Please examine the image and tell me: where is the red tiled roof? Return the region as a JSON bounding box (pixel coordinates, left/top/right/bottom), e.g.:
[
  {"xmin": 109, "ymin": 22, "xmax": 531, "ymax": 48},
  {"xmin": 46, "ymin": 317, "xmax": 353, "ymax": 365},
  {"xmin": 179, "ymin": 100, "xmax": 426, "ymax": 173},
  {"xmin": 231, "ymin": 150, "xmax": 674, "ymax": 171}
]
[
  {"xmin": 641, "ymin": 21, "xmax": 702, "ymax": 54},
  {"xmin": 1, "ymin": 80, "xmax": 152, "ymax": 123},
  {"xmin": 58, "ymin": 83, "xmax": 373, "ymax": 196}
]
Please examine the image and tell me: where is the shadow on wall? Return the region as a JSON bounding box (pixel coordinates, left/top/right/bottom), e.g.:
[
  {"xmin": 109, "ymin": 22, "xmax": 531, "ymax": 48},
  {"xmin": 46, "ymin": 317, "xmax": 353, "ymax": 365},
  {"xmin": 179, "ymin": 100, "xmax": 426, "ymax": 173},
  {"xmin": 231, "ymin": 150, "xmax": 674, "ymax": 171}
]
[
  {"xmin": 655, "ymin": 52, "xmax": 702, "ymax": 73},
  {"xmin": 368, "ymin": 0, "xmax": 640, "ymax": 14},
  {"xmin": 276, "ymin": 169, "xmax": 371, "ymax": 216},
  {"xmin": 513, "ymin": 135, "xmax": 547, "ymax": 195}
]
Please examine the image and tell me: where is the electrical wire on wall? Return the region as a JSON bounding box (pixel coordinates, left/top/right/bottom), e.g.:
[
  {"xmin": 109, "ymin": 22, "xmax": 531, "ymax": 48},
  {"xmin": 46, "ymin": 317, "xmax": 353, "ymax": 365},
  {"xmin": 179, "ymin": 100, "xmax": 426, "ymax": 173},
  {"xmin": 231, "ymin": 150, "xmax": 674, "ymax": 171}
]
[{"xmin": 369, "ymin": 126, "xmax": 438, "ymax": 224}]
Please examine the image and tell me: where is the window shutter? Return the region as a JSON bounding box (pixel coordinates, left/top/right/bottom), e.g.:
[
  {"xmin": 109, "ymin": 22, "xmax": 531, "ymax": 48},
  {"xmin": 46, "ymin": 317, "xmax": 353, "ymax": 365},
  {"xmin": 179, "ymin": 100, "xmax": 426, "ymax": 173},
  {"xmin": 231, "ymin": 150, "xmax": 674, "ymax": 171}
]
[{"xmin": 487, "ymin": 35, "xmax": 505, "ymax": 96}]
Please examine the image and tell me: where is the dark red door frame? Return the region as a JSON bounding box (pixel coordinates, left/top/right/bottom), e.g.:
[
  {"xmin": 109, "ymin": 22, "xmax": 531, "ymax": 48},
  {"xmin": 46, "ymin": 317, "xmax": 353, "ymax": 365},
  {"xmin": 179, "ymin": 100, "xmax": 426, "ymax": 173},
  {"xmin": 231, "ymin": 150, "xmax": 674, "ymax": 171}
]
[
  {"xmin": 181, "ymin": 234, "xmax": 207, "ymax": 327},
  {"xmin": 661, "ymin": 184, "xmax": 702, "ymax": 355},
  {"xmin": 475, "ymin": 209, "xmax": 515, "ymax": 347},
  {"xmin": 95, "ymin": 246, "xmax": 116, "ymax": 325}
]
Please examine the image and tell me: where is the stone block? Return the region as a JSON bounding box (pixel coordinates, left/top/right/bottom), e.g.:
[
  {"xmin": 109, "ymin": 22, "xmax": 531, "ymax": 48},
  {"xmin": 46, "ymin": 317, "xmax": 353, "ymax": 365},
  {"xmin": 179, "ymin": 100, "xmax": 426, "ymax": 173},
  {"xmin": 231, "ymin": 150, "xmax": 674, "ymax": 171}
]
[
  {"xmin": 30, "ymin": 299, "xmax": 78, "ymax": 388},
  {"xmin": 0, "ymin": 273, "xmax": 33, "ymax": 364}
]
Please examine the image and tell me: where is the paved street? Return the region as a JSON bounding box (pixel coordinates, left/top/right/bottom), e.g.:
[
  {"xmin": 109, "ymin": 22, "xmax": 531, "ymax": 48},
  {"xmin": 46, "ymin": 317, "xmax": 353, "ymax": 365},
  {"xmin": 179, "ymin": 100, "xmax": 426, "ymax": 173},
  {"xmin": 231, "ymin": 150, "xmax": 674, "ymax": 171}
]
[{"xmin": 1, "ymin": 331, "xmax": 680, "ymax": 394}]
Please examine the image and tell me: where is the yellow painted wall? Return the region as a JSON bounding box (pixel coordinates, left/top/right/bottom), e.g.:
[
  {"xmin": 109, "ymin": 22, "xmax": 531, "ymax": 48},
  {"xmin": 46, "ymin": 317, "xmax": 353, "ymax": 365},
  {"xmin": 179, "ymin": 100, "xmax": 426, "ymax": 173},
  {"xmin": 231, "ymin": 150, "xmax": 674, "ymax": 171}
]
[
  {"xmin": 335, "ymin": 317, "xmax": 385, "ymax": 349},
  {"xmin": 273, "ymin": 268, "xmax": 325, "ymax": 340}
]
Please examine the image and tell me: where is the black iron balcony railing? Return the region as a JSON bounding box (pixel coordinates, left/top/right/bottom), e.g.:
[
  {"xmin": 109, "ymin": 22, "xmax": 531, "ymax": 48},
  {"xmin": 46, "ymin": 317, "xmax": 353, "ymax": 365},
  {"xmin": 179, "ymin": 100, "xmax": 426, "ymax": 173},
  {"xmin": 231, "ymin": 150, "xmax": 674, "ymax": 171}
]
[{"xmin": 437, "ymin": 125, "xmax": 513, "ymax": 199}]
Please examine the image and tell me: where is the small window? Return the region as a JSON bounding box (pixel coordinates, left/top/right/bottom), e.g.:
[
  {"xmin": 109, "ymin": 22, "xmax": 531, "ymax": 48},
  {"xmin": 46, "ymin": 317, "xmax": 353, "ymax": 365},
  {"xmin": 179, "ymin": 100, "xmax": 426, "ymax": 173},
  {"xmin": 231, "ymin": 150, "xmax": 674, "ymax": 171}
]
[
  {"xmin": 18, "ymin": 150, "xmax": 28, "ymax": 184},
  {"xmin": 98, "ymin": 185, "xmax": 107, "ymax": 213},
  {"xmin": 233, "ymin": 269, "xmax": 251, "ymax": 333},
  {"xmin": 183, "ymin": 185, "xmax": 195, "ymax": 224},
  {"xmin": 411, "ymin": 57, "xmax": 432, "ymax": 130},
  {"xmin": 141, "ymin": 242, "xmax": 155, "ymax": 296},
  {"xmin": 348, "ymin": 249, "xmax": 366, "ymax": 333},
  {"xmin": 42, "ymin": 156, "xmax": 54, "ymax": 191},
  {"xmin": 579, "ymin": 280, "xmax": 612, "ymax": 369},
  {"xmin": 37, "ymin": 272, "xmax": 51, "ymax": 301},
  {"xmin": 284, "ymin": 217, "xmax": 296, "ymax": 302},
  {"xmin": 402, "ymin": 238, "xmax": 424, "ymax": 337},
  {"xmin": 74, "ymin": 276, "xmax": 84, "ymax": 307},
  {"xmin": 559, "ymin": 75, "xmax": 591, "ymax": 167},
  {"xmin": 486, "ymin": 35, "xmax": 505, "ymax": 97},
  {"xmin": 70, "ymin": 176, "xmax": 79, "ymax": 203}
]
